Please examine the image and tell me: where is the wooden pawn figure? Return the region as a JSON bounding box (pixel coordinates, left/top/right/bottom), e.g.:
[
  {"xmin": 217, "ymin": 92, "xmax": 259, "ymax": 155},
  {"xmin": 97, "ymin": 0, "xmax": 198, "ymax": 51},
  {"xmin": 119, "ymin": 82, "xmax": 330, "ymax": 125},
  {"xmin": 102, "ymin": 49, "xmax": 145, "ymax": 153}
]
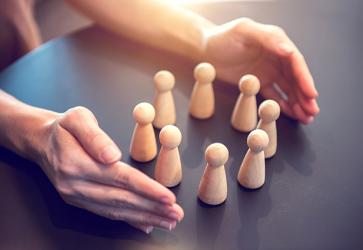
[
  {"xmin": 189, "ymin": 62, "xmax": 216, "ymax": 119},
  {"xmin": 257, "ymin": 100, "xmax": 280, "ymax": 158},
  {"xmin": 231, "ymin": 74, "xmax": 260, "ymax": 132},
  {"xmin": 153, "ymin": 70, "xmax": 176, "ymax": 129},
  {"xmin": 198, "ymin": 143, "xmax": 229, "ymax": 205},
  {"xmin": 237, "ymin": 129, "xmax": 269, "ymax": 189},
  {"xmin": 154, "ymin": 125, "xmax": 182, "ymax": 187},
  {"xmin": 129, "ymin": 102, "xmax": 157, "ymax": 162}
]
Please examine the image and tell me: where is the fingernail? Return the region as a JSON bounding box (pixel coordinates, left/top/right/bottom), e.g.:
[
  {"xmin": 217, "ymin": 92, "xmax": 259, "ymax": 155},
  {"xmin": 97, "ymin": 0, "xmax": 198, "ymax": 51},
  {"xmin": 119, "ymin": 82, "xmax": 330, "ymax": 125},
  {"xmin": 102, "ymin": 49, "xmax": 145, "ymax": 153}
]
[
  {"xmin": 278, "ymin": 43, "xmax": 293, "ymax": 54},
  {"xmin": 145, "ymin": 226, "xmax": 154, "ymax": 234},
  {"xmin": 101, "ymin": 145, "xmax": 120, "ymax": 163},
  {"xmin": 168, "ymin": 212, "xmax": 180, "ymax": 221},
  {"xmin": 160, "ymin": 221, "xmax": 172, "ymax": 230}
]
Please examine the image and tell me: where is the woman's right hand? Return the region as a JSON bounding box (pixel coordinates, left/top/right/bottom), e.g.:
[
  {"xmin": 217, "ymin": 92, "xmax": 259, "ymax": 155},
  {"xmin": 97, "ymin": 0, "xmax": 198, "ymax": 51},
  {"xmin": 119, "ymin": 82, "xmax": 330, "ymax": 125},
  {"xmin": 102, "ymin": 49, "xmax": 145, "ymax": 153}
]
[{"xmin": 36, "ymin": 106, "xmax": 184, "ymax": 234}]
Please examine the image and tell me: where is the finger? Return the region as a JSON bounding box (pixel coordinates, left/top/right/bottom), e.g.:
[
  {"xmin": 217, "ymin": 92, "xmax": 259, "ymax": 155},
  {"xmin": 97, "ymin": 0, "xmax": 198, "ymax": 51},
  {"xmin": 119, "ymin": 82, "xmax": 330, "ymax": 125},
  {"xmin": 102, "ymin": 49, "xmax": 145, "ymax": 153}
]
[
  {"xmin": 70, "ymin": 198, "xmax": 177, "ymax": 230},
  {"xmin": 256, "ymin": 25, "xmax": 319, "ymax": 98},
  {"xmin": 277, "ymin": 78, "xmax": 313, "ymax": 123},
  {"xmin": 289, "ymin": 51, "xmax": 319, "ymax": 98},
  {"xmin": 110, "ymin": 162, "xmax": 178, "ymax": 205},
  {"xmin": 292, "ymin": 103, "xmax": 314, "ymax": 124},
  {"xmin": 60, "ymin": 106, "xmax": 121, "ymax": 164},
  {"xmin": 278, "ymin": 44, "xmax": 318, "ymax": 99},
  {"xmin": 126, "ymin": 221, "xmax": 154, "ymax": 234},
  {"xmin": 71, "ymin": 179, "xmax": 184, "ymax": 221},
  {"xmin": 85, "ymin": 161, "xmax": 177, "ymax": 206},
  {"xmin": 295, "ymin": 87, "xmax": 320, "ymax": 116}
]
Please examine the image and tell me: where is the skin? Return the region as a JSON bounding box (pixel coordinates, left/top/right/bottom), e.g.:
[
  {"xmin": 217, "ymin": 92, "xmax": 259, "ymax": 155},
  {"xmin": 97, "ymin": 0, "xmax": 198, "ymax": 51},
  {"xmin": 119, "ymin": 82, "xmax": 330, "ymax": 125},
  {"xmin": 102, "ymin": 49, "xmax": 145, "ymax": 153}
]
[
  {"xmin": 0, "ymin": 0, "xmax": 320, "ymax": 233},
  {"xmin": 0, "ymin": 93, "xmax": 184, "ymax": 233},
  {"xmin": 66, "ymin": 0, "xmax": 320, "ymax": 123},
  {"xmin": 203, "ymin": 18, "xmax": 319, "ymax": 124}
]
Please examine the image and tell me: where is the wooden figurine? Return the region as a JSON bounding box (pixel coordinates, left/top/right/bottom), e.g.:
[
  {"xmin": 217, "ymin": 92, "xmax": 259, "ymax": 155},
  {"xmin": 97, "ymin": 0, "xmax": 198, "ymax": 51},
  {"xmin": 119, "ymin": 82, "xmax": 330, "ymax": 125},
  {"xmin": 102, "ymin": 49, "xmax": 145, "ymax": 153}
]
[
  {"xmin": 129, "ymin": 102, "xmax": 157, "ymax": 162},
  {"xmin": 231, "ymin": 74, "xmax": 260, "ymax": 132},
  {"xmin": 154, "ymin": 125, "xmax": 182, "ymax": 187},
  {"xmin": 198, "ymin": 143, "xmax": 229, "ymax": 205},
  {"xmin": 153, "ymin": 70, "xmax": 176, "ymax": 129},
  {"xmin": 257, "ymin": 99, "xmax": 280, "ymax": 158},
  {"xmin": 237, "ymin": 129, "xmax": 269, "ymax": 189},
  {"xmin": 189, "ymin": 62, "xmax": 216, "ymax": 119}
]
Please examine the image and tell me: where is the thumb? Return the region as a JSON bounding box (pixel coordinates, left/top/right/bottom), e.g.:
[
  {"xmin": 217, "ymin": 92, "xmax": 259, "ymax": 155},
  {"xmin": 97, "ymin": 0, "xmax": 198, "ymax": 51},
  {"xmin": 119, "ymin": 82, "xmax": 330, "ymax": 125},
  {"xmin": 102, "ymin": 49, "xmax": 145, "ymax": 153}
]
[{"xmin": 59, "ymin": 106, "xmax": 122, "ymax": 164}]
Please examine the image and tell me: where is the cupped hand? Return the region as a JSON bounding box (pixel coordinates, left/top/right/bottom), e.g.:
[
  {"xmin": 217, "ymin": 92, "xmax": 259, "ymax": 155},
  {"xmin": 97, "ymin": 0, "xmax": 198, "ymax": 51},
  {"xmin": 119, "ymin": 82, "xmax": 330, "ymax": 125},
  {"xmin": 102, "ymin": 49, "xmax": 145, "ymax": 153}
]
[
  {"xmin": 203, "ymin": 18, "xmax": 320, "ymax": 124},
  {"xmin": 37, "ymin": 106, "xmax": 184, "ymax": 233}
]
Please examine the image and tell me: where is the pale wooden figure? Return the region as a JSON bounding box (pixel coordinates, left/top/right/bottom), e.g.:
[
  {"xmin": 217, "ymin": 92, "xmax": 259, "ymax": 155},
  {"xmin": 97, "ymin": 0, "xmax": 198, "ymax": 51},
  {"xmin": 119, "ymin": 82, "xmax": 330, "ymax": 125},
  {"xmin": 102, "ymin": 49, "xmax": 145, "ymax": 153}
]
[
  {"xmin": 237, "ymin": 129, "xmax": 269, "ymax": 189},
  {"xmin": 189, "ymin": 62, "xmax": 216, "ymax": 119},
  {"xmin": 154, "ymin": 125, "xmax": 182, "ymax": 187},
  {"xmin": 198, "ymin": 143, "xmax": 229, "ymax": 205},
  {"xmin": 257, "ymin": 99, "xmax": 280, "ymax": 158},
  {"xmin": 129, "ymin": 102, "xmax": 157, "ymax": 162},
  {"xmin": 231, "ymin": 75, "xmax": 260, "ymax": 132},
  {"xmin": 153, "ymin": 70, "xmax": 176, "ymax": 129}
]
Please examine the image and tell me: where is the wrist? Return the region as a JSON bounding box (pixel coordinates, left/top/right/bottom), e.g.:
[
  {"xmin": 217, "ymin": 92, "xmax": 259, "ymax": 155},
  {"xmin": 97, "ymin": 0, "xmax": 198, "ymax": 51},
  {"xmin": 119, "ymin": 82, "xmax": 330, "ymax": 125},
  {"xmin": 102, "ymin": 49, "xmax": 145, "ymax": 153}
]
[
  {"xmin": 187, "ymin": 18, "xmax": 216, "ymax": 62},
  {"xmin": 22, "ymin": 109, "xmax": 59, "ymax": 164},
  {"xmin": 1, "ymin": 106, "xmax": 59, "ymax": 164}
]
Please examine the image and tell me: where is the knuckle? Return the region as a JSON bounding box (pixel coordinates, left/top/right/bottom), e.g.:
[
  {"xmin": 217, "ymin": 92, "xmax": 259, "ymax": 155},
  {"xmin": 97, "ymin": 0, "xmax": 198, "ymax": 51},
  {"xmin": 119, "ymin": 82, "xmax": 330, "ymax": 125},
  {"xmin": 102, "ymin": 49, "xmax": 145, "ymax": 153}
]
[
  {"xmin": 234, "ymin": 17, "xmax": 254, "ymax": 31},
  {"xmin": 268, "ymin": 25, "xmax": 286, "ymax": 36},
  {"xmin": 141, "ymin": 213, "xmax": 155, "ymax": 224},
  {"xmin": 57, "ymin": 162, "xmax": 77, "ymax": 177},
  {"xmin": 239, "ymin": 17, "xmax": 254, "ymax": 25},
  {"xmin": 56, "ymin": 182, "xmax": 74, "ymax": 199},
  {"xmin": 106, "ymin": 208, "xmax": 123, "ymax": 221},
  {"xmin": 111, "ymin": 197, "xmax": 135, "ymax": 210},
  {"xmin": 114, "ymin": 169, "xmax": 132, "ymax": 189},
  {"xmin": 65, "ymin": 106, "xmax": 95, "ymax": 121}
]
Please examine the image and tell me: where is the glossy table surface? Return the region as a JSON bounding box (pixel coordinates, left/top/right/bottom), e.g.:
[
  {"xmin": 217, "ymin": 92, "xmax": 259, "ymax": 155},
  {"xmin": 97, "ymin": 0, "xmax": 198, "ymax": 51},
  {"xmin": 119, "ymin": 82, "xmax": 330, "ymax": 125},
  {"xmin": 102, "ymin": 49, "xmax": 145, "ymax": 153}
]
[{"xmin": 0, "ymin": 1, "xmax": 362, "ymax": 249}]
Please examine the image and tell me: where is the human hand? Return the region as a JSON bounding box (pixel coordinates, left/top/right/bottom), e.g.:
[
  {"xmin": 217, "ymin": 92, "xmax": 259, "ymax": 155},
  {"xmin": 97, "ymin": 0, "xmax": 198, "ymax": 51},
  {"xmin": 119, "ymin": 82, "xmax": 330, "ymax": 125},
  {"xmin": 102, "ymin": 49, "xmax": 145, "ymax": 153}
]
[
  {"xmin": 202, "ymin": 18, "xmax": 320, "ymax": 124},
  {"xmin": 36, "ymin": 106, "xmax": 183, "ymax": 233}
]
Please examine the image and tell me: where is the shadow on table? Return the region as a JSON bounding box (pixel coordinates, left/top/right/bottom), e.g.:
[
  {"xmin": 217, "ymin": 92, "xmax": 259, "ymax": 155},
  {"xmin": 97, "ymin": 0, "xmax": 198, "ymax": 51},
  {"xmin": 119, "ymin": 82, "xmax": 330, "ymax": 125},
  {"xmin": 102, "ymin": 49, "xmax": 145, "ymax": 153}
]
[
  {"xmin": 277, "ymin": 115, "xmax": 316, "ymax": 176},
  {"xmin": 0, "ymin": 147, "xmax": 177, "ymax": 247},
  {"xmin": 232, "ymin": 115, "xmax": 315, "ymax": 249},
  {"xmin": 195, "ymin": 198, "xmax": 226, "ymax": 250}
]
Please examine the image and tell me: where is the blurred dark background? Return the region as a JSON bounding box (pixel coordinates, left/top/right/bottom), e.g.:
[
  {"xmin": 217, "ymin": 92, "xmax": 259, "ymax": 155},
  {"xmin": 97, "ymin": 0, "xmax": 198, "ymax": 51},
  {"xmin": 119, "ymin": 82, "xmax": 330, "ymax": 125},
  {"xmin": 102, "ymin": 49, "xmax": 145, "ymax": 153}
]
[{"xmin": 0, "ymin": 0, "xmax": 90, "ymax": 71}]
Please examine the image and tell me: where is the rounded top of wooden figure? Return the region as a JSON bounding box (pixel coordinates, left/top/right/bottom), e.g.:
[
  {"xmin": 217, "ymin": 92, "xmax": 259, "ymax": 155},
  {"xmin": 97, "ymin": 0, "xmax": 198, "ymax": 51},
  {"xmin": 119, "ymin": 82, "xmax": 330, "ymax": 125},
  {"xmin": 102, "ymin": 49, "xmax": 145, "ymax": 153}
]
[
  {"xmin": 239, "ymin": 74, "xmax": 260, "ymax": 96},
  {"xmin": 159, "ymin": 125, "xmax": 182, "ymax": 148},
  {"xmin": 193, "ymin": 62, "xmax": 216, "ymax": 84},
  {"xmin": 205, "ymin": 143, "xmax": 229, "ymax": 167},
  {"xmin": 132, "ymin": 102, "xmax": 155, "ymax": 125},
  {"xmin": 154, "ymin": 70, "xmax": 175, "ymax": 92},
  {"xmin": 247, "ymin": 129, "xmax": 269, "ymax": 152},
  {"xmin": 258, "ymin": 99, "xmax": 281, "ymax": 122}
]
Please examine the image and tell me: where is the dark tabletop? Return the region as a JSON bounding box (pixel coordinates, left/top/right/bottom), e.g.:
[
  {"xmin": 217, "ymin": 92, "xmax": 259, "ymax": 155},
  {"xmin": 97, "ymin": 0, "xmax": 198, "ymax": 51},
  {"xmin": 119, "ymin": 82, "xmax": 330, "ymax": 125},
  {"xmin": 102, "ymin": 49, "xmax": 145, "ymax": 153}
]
[{"xmin": 0, "ymin": 1, "xmax": 362, "ymax": 249}]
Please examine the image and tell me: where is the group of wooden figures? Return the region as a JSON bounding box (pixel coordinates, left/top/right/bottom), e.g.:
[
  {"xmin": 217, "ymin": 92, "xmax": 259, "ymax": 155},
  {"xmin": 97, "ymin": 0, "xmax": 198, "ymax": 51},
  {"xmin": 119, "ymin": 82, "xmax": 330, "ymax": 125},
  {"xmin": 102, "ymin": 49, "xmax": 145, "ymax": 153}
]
[{"xmin": 129, "ymin": 62, "xmax": 280, "ymax": 205}]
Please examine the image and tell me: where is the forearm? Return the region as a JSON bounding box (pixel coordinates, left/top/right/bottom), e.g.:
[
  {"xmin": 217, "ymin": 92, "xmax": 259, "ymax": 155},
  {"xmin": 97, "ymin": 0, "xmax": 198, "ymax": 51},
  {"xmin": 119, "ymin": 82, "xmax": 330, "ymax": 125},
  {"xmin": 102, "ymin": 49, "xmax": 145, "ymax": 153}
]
[
  {"xmin": 65, "ymin": 0, "xmax": 215, "ymax": 61},
  {"xmin": 0, "ymin": 90, "xmax": 58, "ymax": 162}
]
